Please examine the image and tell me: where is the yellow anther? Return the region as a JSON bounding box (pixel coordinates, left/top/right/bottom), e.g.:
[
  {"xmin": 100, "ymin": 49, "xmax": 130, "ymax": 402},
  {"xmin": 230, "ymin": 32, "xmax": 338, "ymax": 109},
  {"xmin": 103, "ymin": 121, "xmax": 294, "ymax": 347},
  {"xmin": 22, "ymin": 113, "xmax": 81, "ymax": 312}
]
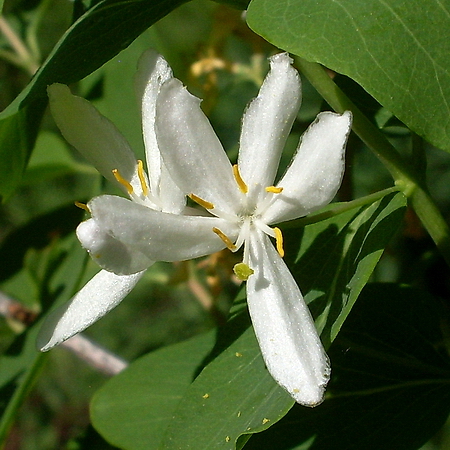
[
  {"xmin": 212, "ymin": 227, "xmax": 237, "ymax": 251},
  {"xmin": 137, "ymin": 160, "xmax": 149, "ymax": 197},
  {"xmin": 74, "ymin": 201, "xmax": 90, "ymax": 212},
  {"xmin": 112, "ymin": 169, "xmax": 133, "ymax": 194},
  {"xmin": 233, "ymin": 164, "xmax": 248, "ymax": 194},
  {"xmin": 233, "ymin": 262, "xmax": 254, "ymax": 281},
  {"xmin": 189, "ymin": 193, "xmax": 215, "ymax": 210},
  {"xmin": 265, "ymin": 186, "xmax": 283, "ymax": 194},
  {"xmin": 273, "ymin": 227, "xmax": 284, "ymax": 258}
]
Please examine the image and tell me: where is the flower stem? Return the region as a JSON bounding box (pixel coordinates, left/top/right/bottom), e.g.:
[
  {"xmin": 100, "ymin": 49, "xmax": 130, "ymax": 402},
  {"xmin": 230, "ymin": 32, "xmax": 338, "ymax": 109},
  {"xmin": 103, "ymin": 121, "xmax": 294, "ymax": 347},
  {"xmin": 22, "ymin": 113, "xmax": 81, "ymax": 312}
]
[{"xmin": 296, "ymin": 57, "xmax": 450, "ymax": 268}]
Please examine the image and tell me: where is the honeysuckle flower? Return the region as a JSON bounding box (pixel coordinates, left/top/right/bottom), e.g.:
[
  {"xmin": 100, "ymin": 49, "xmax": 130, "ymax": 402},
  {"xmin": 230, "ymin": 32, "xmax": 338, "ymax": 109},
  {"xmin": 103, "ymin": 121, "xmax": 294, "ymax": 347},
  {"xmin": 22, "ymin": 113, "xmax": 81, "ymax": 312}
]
[
  {"xmin": 70, "ymin": 51, "xmax": 352, "ymax": 406},
  {"xmin": 37, "ymin": 50, "xmax": 185, "ymax": 351}
]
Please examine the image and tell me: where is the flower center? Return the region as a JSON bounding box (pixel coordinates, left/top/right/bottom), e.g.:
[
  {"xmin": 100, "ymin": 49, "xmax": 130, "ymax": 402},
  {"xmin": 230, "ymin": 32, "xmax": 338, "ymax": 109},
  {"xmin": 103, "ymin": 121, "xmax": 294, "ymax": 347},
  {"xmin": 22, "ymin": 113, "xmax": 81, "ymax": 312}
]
[{"xmin": 189, "ymin": 164, "xmax": 285, "ymax": 281}]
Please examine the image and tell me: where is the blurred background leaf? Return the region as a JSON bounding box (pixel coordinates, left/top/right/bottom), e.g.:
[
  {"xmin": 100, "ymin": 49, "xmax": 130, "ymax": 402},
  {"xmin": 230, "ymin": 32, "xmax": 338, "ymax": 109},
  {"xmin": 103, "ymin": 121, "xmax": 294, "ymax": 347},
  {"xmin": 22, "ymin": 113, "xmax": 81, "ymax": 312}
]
[{"xmin": 0, "ymin": 0, "xmax": 189, "ymax": 201}]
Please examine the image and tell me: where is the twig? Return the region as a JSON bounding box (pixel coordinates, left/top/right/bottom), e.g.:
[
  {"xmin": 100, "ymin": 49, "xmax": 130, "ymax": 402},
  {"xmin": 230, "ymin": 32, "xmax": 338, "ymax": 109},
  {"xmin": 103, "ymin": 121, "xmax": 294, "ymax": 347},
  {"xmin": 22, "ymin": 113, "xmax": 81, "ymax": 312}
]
[{"xmin": 0, "ymin": 291, "xmax": 128, "ymax": 376}]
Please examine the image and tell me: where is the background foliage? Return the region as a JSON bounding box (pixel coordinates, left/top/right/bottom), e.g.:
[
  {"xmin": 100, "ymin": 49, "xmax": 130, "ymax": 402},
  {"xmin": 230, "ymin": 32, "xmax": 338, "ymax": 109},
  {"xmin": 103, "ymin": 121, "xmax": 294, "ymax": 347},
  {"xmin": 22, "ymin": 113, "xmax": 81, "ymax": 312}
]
[{"xmin": 0, "ymin": 0, "xmax": 450, "ymax": 449}]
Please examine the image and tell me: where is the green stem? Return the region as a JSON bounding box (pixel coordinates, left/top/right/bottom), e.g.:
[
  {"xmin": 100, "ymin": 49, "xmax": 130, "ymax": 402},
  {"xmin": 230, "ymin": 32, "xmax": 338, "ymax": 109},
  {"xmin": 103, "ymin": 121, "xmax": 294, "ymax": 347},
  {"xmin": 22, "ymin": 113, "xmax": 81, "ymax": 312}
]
[
  {"xmin": 0, "ymin": 351, "xmax": 48, "ymax": 447},
  {"xmin": 281, "ymin": 186, "xmax": 401, "ymax": 229},
  {"xmin": 296, "ymin": 57, "xmax": 450, "ymax": 267}
]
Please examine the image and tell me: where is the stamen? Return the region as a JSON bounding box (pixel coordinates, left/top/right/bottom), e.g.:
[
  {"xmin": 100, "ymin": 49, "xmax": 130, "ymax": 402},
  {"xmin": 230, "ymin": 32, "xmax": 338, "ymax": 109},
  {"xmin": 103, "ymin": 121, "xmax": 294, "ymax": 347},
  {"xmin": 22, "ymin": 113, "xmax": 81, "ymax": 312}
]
[
  {"xmin": 112, "ymin": 169, "xmax": 133, "ymax": 194},
  {"xmin": 265, "ymin": 186, "xmax": 283, "ymax": 194},
  {"xmin": 137, "ymin": 160, "xmax": 149, "ymax": 197},
  {"xmin": 74, "ymin": 201, "xmax": 90, "ymax": 212},
  {"xmin": 273, "ymin": 227, "xmax": 284, "ymax": 258},
  {"xmin": 212, "ymin": 227, "xmax": 237, "ymax": 251},
  {"xmin": 233, "ymin": 262, "xmax": 254, "ymax": 281},
  {"xmin": 233, "ymin": 164, "xmax": 248, "ymax": 194},
  {"xmin": 189, "ymin": 193, "xmax": 215, "ymax": 210}
]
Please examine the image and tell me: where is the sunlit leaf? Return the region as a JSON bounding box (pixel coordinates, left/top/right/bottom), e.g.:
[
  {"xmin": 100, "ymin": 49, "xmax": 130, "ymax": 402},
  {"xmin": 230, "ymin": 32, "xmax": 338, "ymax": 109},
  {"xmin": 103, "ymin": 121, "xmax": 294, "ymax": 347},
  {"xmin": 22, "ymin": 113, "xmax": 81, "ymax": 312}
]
[
  {"xmin": 247, "ymin": 0, "xmax": 450, "ymax": 152},
  {"xmin": 90, "ymin": 329, "xmax": 218, "ymax": 450}
]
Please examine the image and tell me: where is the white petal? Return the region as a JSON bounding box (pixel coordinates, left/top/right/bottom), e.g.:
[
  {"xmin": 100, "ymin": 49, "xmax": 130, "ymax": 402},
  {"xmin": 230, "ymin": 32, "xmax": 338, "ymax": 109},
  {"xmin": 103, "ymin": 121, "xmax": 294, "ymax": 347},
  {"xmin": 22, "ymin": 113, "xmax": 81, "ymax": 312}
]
[
  {"xmin": 87, "ymin": 195, "xmax": 239, "ymax": 262},
  {"xmin": 238, "ymin": 53, "xmax": 301, "ymax": 189},
  {"xmin": 37, "ymin": 269, "xmax": 145, "ymax": 351},
  {"xmin": 135, "ymin": 50, "xmax": 185, "ymax": 214},
  {"xmin": 76, "ymin": 217, "xmax": 154, "ymax": 275},
  {"xmin": 262, "ymin": 111, "xmax": 352, "ymax": 224},
  {"xmin": 246, "ymin": 229, "xmax": 330, "ymax": 406},
  {"xmin": 155, "ymin": 78, "xmax": 240, "ymax": 215},
  {"xmin": 47, "ymin": 84, "xmax": 137, "ymax": 189}
]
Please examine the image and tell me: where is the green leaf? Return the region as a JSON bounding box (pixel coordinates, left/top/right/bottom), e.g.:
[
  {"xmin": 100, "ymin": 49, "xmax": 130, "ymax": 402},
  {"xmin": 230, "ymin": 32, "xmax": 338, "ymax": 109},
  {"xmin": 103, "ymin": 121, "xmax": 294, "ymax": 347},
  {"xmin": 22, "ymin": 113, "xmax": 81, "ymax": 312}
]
[
  {"xmin": 161, "ymin": 192, "xmax": 406, "ymax": 448},
  {"xmin": 0, "ymin": 0, "xmax": 188, "ymax": 201},
  {"xmin": 211, "ymin": 0, "xmax": 249, "ymax": 9},
  {"xmin": 160, "ymin": 310, "xmax": 293, "ymax": 450},
  {"xmin": 90, "ymin": 191, "xmax": 406, "ymax": 450},
  {"xmin": 90, "ymin": 329, "xmax": 218, "ymax": 450},
  {"xmin": 244, "ymin": 283, "xmax": 450, "ymax": 450},
  {"xmin": 0, "ymin": 101, "xmax": 46, "ymax": 201},
  {"xmin": 291, "ymin": 191, "xmax": 407, "ymax": 347},
  {"xmin": 247, "ymin": 0, "xmax": 450, "ymax": 152}
]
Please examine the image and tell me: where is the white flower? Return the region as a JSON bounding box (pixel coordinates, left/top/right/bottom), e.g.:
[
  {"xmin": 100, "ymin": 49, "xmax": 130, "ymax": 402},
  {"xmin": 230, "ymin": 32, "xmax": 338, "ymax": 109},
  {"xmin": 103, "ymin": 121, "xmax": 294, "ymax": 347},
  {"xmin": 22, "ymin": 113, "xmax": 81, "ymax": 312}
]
[
  {"xmin": 65, "ymin": 52, "xmax": 352, "ymax": 406},
  {"xmin": 37, "ymin": 50, "xmax": 185, "ymax": 351}
]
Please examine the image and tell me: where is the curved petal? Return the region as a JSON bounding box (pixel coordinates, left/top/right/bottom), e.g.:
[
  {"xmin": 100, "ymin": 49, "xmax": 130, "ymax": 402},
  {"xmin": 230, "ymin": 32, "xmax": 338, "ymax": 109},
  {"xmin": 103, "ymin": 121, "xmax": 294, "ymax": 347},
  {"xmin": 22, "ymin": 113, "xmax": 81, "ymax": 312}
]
[
  {"xmin": 37, "ymin": 269, "xmax": 145, "ymax": 351},
  {"xmin": 135, "ymin": 50, "xmax": 185, "ymax": 214},
  {"xmin": 238, "ymin": 53, "xmax": 301, "ymax": 190},
  {"xmin": 246, "ymin": 229, "xmax": 330, "ymax": 406},
  {"xmin": 86, "ymin": 195, "xmax": 239, "ymax": 262},
  {"xmin": 155, "ymin": 78, "xmax": 240, "ymax": 215},
  {"xmin": 262, "ymin": 111, "xmax": 352, "ymax": 224},
  {"xmin": 47, "ymin": 84, "xmax": 137, "ymax": 190},
  {"xmin": 76, "ymin": 218, "xmax": 154, "ymax": 275}
]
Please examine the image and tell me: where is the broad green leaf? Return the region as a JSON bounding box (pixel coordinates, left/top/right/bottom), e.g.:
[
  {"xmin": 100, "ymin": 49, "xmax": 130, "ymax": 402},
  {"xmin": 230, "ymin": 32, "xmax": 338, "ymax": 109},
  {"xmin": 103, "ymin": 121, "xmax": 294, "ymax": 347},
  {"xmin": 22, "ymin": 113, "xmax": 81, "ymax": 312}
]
[
  {"xmin": 0, "ymin": 0, "xmax": 188, "ymax": 201},
  {"xmin": 90, "ymin": 191, "xmax": 406, "ymax": 450},
  {"xmin": 161, "ymin": 192, "xmax": 406, "ymax": 449},
  {"xmin": 245, "ymin": 283, "xmax": 450, "ymax": 450},
  {"xmin": 90, "ymin": 329, "xmax": 218, "ymax": 450},
  {"xmin": 291, "ymin": 191, "xmax": 407, "ymax": 347},
  {"xmin": 160, "ymin": 311, "xmax": 292, "ymax": 450},
  {"xmin": 247, "ymin": 0, "xmax": 450, "ymax": 152}
]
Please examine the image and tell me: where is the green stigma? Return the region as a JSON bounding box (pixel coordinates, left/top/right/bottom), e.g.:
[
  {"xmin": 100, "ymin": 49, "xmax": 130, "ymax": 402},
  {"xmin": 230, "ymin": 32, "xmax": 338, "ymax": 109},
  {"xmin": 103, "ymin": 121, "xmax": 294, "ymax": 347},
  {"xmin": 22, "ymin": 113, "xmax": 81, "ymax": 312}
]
[{"xmin": 233, "ymin": 263, "xmax": 254, "ymax": 281}]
